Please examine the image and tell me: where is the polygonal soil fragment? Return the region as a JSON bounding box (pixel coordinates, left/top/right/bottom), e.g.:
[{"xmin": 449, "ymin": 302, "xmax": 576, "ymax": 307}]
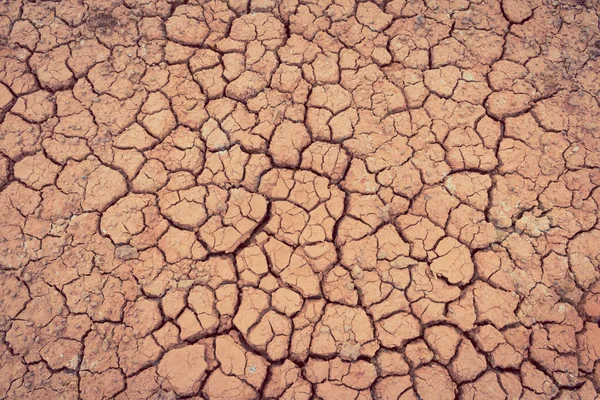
[
  {"xmin": 199, "ymin": 188, "xmax": 268, "ymax": 253},
  {"xmin": 158, "ymin": 344, "xmax": 208, "ymax": 396},
  {"xmin": 311, "ymin": 304, "xmax": 378, "ymax": 360}
]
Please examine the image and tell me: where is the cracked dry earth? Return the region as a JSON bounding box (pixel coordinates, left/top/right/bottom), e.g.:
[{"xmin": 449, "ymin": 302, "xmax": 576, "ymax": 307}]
[{"xmin": 2, "ymin": 0, "xmax": 600, "ymax": 400}]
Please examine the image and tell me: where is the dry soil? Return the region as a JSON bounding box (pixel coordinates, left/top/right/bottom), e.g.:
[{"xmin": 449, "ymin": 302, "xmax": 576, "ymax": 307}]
[{"xmin": 0, "ymin": 0, "xmax": 600, "ymax": 399}]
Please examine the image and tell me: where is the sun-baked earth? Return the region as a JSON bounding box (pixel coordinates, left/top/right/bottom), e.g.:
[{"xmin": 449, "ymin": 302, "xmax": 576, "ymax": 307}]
[{"xmin": 1, "ymin": 0, "xmax": 600, "ymax": 399}]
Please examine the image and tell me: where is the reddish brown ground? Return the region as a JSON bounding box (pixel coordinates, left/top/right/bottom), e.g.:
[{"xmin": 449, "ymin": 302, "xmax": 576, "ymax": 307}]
[{"xmin": 0, "ymin": 0, "xmax": 600, "ymax": 399}]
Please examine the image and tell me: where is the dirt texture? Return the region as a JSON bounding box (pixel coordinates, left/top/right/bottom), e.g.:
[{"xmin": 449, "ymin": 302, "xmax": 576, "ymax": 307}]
[{"xmin": 0, "ymin": 0, "xmax": 600, "ymax": 399}]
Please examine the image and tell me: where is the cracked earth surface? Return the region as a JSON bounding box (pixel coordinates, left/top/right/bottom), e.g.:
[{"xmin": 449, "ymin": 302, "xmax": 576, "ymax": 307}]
[{"xmin": 0, "ymin": 0, "xmax": 600, "ymax": 399}]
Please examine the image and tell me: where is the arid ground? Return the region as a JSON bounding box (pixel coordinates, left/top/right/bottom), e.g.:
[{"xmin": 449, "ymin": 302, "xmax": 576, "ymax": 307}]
[{"xmin": 1, "ymin": 0, "xmax": 600, "ymax": 399}]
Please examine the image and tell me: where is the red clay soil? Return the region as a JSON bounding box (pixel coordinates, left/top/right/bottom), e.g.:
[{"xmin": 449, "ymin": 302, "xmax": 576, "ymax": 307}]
[{"xmin": 1, "ymin": 0, "xmax": 600, "ymax": 399}]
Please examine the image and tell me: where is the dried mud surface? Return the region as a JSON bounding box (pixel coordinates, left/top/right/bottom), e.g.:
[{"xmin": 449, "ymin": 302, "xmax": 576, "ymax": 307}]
[{"xmin": 1, "ymin": 0, "xmax": 600, "ymax": 399}]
